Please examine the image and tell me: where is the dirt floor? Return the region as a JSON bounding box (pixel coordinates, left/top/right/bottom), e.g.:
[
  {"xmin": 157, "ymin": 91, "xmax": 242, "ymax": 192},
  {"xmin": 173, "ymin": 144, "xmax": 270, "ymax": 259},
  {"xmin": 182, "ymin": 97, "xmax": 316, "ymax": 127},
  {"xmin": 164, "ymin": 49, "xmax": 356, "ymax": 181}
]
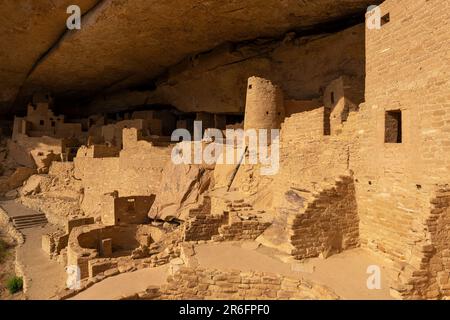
[
  {"xmin": 17, "ymin": 226, "xmax": 67, "ymax": 299},
  {"xmin": 70, "ymin": 265, "xmax": 169, "ymax": 300},
  {"xmin": 69, "ymin": 241, "xmax": 394, "ymax": 300}
]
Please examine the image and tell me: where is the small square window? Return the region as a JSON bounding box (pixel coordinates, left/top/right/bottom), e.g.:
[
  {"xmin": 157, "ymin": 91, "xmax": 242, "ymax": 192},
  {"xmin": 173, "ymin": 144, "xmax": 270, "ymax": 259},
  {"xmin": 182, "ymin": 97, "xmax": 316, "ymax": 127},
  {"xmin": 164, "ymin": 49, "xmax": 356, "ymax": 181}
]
[
  {"xmin": 381, "ymin": 13, "xmax": 390, "ymax": 26},
  {"xmin": 39, "ymin": 120, "xmax": 45, "ymax": 126},
  {"xmin": 385, "ymin": 110, "xmax": 402, "ymax": 143}
]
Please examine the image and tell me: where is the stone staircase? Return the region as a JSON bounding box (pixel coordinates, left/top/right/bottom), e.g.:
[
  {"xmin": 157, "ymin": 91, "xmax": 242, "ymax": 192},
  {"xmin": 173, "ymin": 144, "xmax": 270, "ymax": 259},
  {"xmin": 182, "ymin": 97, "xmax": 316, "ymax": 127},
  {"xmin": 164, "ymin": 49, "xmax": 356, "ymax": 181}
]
[{"xmin": 12, "ymin": 213, "xmax": 48, "ymax": 230}]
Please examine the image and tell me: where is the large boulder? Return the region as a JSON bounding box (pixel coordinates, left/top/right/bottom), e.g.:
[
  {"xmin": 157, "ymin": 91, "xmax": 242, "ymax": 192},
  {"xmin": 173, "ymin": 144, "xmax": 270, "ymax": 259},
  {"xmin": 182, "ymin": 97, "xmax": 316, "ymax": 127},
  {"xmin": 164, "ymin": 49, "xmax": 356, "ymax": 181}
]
[
  {"xmin": 20, "ymin": 174, "xmax": 52, "ymax": 196},
  {"xmin": 7, "ymin": 167, "xmax": 36, "ymax": 189},
  {"xmin": 0, "ymin": 167, "xmax": 36, "ymax": 195},
  {"xmin": 149, "ymin": 162, "xmax": 213, "ymax": 221}
]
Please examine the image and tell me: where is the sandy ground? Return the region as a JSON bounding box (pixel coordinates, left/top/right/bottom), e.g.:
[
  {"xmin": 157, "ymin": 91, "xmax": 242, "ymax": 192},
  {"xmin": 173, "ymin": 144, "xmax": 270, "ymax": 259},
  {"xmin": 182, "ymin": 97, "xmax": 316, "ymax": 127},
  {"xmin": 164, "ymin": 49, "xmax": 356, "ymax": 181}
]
[
  {"xmin": 17, "ymin": 226, "xmax": 67, "ymax": 299},
  {"xmin": 70, "ymin": 265, "xmax": 169, "ymax": 300},
  {"xmin": 1, "ymin": 199, "xmax": 394, "ymax": 300},
  {"xmin": 70, "ymin": 241, "xmax": 393, "ymax": 300}
]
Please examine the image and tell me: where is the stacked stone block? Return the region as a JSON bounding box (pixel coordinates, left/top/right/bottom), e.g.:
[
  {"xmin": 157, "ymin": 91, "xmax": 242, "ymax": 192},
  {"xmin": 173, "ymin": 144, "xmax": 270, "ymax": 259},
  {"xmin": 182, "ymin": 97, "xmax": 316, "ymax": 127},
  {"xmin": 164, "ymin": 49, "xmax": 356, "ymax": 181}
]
[
  {"xmin": 358, "ymin": 0, "xmax": 450, "ymax": 299},
  {"xmin": 183, "ymin": 196, "xmax": 229, "ymax": 241},
  {"xmin": 213, "ymin": 199, "xmax": 270, "ymax": 241},
  {"xmin": 122, "ymin": 267, "xmax": 339, "ymax": 300},
  {"xmin": 289, "ymin": 176, "xmax": 359, "ymax": 259}
]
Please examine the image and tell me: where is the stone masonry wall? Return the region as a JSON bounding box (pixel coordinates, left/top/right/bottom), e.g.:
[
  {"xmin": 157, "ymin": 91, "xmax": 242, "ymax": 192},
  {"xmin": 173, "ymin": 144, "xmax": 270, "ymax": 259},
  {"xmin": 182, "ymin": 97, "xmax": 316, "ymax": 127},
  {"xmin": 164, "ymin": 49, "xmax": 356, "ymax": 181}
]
[
  {"xmin": 183, "ymin": 197, "xmax": 229, "ymax": 242},
  {"xmin": 424, "ymin": 189, "xmax": 450, "ymax": 299},
  {"xmin": 131, "ymin": 267, "xmax": 340, "ymax": 300},
  {"xmin": 213, "ymin": 200, "xmax": 271, "ymax": 242},
  {"xmin": 353, "ymin": 0, "xmax": 450, "ymax": 299},
  {"xmin": 290, "ymin": 176, "xmax": 359, "ymax": 259},
  {"xmin": 280, "ymin": 106, "xmax": 325, "ymax": 143},
  {"xmin": 272, "ymin": 134, "xmax": 350, "ymax": 210},
  {"xmin": 393, "ymin": 187, "xmax": 450, "ymax": 299},
  {"xmin": 183, "ymin": 196, "xmax": 271, "ymax": 242},
  {"xmin": 74, "ymin": 128, "xmax": 171, "ymax": 219},
  {"xmin": 215, "ymin": 213, "xmax": 270, "ymax": 242}
]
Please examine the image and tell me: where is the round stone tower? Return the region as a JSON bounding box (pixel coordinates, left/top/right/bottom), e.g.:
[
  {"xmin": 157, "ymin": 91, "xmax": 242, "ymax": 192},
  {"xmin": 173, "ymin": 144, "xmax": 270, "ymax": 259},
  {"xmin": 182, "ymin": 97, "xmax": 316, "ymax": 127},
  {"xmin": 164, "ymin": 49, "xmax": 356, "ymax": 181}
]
[{"xmin": 244, "ymin": 76, "xmax": 285, "ymax": 131}]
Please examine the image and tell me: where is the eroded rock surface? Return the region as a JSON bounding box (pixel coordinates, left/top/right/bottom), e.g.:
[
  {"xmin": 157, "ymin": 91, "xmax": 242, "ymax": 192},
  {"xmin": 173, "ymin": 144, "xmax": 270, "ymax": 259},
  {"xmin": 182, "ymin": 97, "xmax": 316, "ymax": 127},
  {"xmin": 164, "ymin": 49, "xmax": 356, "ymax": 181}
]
[
  {"xmin": 149, "ymin": 161, "xmax": 213, "ymax": 221},
  {"xmin": 0, "ymin": 0, "xmax": 378, "ymax": 114},
  {"xmin": 0, "ymin": 0, "xmax": 99, "ymax": 112}
]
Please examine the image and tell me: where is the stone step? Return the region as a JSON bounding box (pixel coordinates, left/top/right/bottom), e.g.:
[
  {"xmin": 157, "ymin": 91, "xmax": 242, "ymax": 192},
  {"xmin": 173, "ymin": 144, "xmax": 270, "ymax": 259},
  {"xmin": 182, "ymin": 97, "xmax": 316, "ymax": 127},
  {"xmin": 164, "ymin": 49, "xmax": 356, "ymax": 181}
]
[
  {"xmin": 13, "ymin": 216, "xmax": 47, "ymax": 223},
  {"xmin": 12, "ymin": 216, "xmax": 47, "ymax": 224},
  {"xmin": 15, "ymin": 222, "xmax": 48, "ymax": 230},
  {"xmin": 12, "ymin": 214, "xmax": 48, "ymax": 229},
  {"xmin": 15, "ymin": 219, "xmax": 47, "ymax": 225},
  {"xmin": 11, "ymin": 213, "xmax": 46, "ymax": 220}
]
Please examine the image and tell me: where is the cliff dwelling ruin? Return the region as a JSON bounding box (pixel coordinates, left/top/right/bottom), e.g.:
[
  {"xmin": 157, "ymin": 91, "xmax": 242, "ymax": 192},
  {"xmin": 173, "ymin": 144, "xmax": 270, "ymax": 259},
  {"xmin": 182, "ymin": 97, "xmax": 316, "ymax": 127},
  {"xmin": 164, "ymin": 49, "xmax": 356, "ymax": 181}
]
[{"xmin": 0, "ymin": 0, "xmax": 449, "ymax": 302}]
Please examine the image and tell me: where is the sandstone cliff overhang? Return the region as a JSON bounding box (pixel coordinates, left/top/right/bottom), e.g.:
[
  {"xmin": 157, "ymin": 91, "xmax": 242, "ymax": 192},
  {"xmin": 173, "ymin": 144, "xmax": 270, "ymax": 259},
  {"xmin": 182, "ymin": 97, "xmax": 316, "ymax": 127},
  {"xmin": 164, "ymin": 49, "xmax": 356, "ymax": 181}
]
[{"xmin": 0, "ymin": 0, "xmax": 380, "ymax": 115}]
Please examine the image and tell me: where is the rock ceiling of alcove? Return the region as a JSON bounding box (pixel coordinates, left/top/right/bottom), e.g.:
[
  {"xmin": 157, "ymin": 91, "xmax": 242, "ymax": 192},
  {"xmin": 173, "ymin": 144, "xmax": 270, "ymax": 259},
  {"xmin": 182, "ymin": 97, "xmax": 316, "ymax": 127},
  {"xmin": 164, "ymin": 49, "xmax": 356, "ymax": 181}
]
[{"xmin": 0, "ymin": 0, "xmax": 377, "ymax": 114}]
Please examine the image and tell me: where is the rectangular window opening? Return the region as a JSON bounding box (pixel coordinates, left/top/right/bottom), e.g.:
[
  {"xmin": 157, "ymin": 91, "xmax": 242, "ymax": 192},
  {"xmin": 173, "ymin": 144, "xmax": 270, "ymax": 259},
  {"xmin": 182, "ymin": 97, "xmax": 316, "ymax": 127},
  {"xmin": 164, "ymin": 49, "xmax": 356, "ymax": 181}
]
[
  {"xmin": 381, "ymin": 13, "xmax": 390, "ymax": 26},
  {"xmin": 385, "ymin": 110, "xmax": 402, "ymax": 143},
  {"xmin": 324, "ymin": 107, "xmax": 331, "ymax": 136}
]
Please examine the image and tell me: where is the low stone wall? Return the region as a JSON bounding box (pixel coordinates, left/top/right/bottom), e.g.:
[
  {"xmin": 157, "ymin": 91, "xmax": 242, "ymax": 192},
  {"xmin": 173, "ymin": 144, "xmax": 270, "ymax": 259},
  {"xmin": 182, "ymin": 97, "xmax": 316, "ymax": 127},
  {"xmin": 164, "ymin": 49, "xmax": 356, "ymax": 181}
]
[
  {"xmin": 67, "ymin": 222, "xmax": 180, "ymax": 280},
  {"xmin": 183, "ymin": 214, "xmax": 228, "ymax": 242},
  {"xmin": 57, "ymin": 241, "xmax": 181, "ymax": 300},
  {"xmin": 213, "ymin": 199, "xmax": 271, "ymax": 241},
  {"xmin": 67, "ymin": 224, "xmax": 146, "ymax": 279},
  {"xmin": 214, "ymin": 213, "xmax": 271, "ymax": 241},
  {"xmin": 88, "ymin": 259, "xmax": 119, "ymax": 278},
  {"xmin": 41, "ymin": 217, "xmax": 94, "ymax": 262},
  {"xmin": 183, "ymin": 197, "xmax": 229, "ymax": 241},
  {"xmin": 184, "ymin": 196, "xmax": 271, "ymax": 242},
  {"xmin": 126, "ymin": 267, "xmax": 340, "ymax": 300},
  {"xmin": 66, "ymin": 217, "xmax": 95, "ymax": 234},
  {"xmin": 42, "ymin": 230, "xmax": 69, "ymax": 258}
]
